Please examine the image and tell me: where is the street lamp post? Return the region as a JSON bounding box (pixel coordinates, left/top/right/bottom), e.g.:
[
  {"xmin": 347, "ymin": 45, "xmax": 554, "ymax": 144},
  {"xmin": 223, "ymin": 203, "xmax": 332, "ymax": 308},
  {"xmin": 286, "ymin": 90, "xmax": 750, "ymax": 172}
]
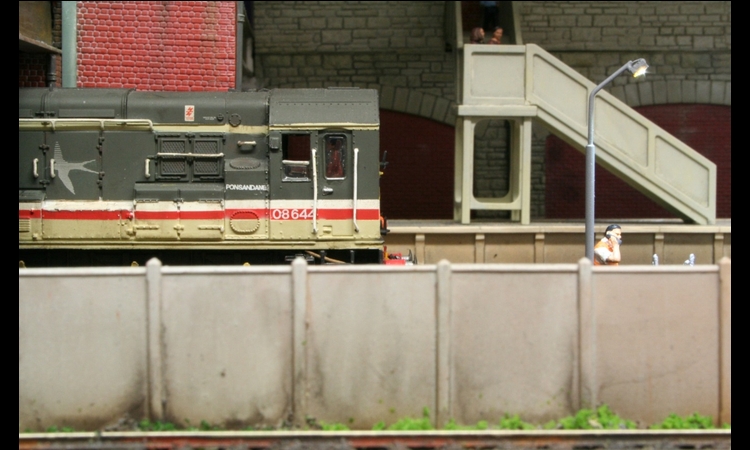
[{"xmin": 585, "ymin": 58, "xmax": 649, "ymax": 261}]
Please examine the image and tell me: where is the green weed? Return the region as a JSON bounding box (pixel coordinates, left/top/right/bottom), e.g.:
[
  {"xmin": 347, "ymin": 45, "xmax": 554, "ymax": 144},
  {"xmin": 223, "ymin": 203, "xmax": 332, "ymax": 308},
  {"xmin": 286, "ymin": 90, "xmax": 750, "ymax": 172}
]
[
  {"xmin": 44, "ymin": 426, "xmax": 76, "ymax": 433},
  {"xmin": 374, "ymin": 407, "xmax": 434, "ymax": 430},
  {"xmin": 443, "ymin": 419, "xmax": 489, "ymax": 430},
  {"xmin": 137, "ymin": 420, "xmax": 177, "ymax": 431},
  {"xmin": 557, "ymin": 405, "xmax": 636, "ymax": 430},
  {"xmin": 649, "ymin": 413, "xmax": 716, "ymax": 430},
  {"xmin": 498, "ymin": 414, "xmax": 535, "ymax": 430},
  {"xmin": 31, "ymin": 404, "xmax": 730, "ymax": 433}
]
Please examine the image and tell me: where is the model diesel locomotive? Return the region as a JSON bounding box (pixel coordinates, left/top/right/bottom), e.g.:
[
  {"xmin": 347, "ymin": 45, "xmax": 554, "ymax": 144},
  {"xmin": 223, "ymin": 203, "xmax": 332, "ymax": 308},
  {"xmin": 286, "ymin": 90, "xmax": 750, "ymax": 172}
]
[{"xmin": 19, "ymin": 87, "xmax": 401, "ymax": 266}]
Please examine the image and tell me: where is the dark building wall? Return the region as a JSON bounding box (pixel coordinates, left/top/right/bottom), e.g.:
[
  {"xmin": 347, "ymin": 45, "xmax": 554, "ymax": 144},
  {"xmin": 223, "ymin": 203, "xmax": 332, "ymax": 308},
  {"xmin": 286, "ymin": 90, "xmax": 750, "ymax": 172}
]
[
  {"xmin": 379, "ymin": 110, "xmax": 454, "ymax": 219},
  {"xmin": 19, "ymin": 53, "xmax": 53, "ymax": 88},
  {"xmin": 18, "ymin": 1, "xmax": 62, "ymax": 88},
  {"xmin": 545, "ymin": 104, "xmax": 731, "ymax": 219}
]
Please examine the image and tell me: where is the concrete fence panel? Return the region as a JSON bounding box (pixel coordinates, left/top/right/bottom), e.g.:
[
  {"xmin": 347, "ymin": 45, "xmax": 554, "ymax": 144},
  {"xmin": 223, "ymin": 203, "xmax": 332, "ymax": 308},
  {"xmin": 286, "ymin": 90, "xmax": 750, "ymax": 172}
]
[
  {"xmin": 19, "ymin": 268, "xmax": 148, "ymax": 431},
  {"xmin": 449, "ymin": 265, "xmax": 580, "ymax": 425},
  {"xmin": 589, "ymin": 266, "xmax": 721, "ymax": 426},
  {"xmin": 302, "ymin": 266, "xmax": 438, "ymax": 429},
  {"xmin": 158, "ymin": 266, "xmax": 294, "ymax": 428}
]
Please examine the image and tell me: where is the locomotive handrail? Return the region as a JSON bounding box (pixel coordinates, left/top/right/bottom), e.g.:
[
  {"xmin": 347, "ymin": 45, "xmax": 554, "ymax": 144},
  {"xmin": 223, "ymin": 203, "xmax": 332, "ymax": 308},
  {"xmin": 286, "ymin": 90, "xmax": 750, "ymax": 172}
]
[
  {"xmin": 312, "ymin": 148, "xmax": 319, "ymax": 234},
  {"xmin": 156, "ymin": 152, "xmax": 225, "ymax": 158},
  {"xmin": 19, "ymin": 118, "xmax": 154, "ymax": 132},
  {"xmin": 353, "ymin": 147, "xmax": 359, "ymax": 233}
]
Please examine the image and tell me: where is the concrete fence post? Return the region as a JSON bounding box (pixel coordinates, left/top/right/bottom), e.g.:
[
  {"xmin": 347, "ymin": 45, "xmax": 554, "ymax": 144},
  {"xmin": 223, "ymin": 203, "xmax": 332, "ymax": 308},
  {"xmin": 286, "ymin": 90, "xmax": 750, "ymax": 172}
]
[
  {"xmin": 292, "ymin": 257, "xmax": 308, "ymax": 425},
  {"xmin": 719, "ymin": 257, "xmax": 731, "ymax": 425},
  {"xmin": 435, "ymin": 259, "xmax": 452, "ymax": 427},
  {"xmin": 145, "ymin": 257, "xmax": 164, "ymax": 421},
  {"xmin": 577, "ymin": 257, "xmax": 594, "ymax": 411}
]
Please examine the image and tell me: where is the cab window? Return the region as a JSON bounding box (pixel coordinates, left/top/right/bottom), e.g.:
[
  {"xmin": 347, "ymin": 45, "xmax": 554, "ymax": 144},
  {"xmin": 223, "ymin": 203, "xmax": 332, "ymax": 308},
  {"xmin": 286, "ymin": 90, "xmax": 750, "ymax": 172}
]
[
  {"xmin": 325, "ymin": 135, "xmax": 346, "ymax": 179},
  {"xmin": 282, "ymin": 134, "xmax": 310, "ymax": 181}
]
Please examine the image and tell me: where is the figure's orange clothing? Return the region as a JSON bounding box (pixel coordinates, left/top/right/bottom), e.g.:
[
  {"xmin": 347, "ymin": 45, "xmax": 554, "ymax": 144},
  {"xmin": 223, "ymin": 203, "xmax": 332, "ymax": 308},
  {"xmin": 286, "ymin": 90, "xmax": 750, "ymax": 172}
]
[{"xmin": 594, "ymin": 238, "xmax": 619, "ymax": 266}]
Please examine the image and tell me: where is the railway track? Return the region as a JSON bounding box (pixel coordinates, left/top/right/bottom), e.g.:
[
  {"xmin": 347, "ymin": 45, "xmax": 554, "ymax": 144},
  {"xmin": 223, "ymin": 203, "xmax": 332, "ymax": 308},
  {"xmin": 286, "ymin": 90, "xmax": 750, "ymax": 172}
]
[{"xmin": 19, "ymin": 429, "xmax": 731, "ymax": 450}]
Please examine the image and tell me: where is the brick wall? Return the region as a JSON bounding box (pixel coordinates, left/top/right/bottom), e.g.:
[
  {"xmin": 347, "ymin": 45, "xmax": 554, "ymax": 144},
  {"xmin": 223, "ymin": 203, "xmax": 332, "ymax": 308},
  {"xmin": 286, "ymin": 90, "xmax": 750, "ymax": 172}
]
[
  {"xmin": 379, "ymin": 110, "xmax": 454, "ymax": 219},
  {"xmin": 522, "ymin": 2, "xmax": 730, "ymax": 51},
  {"xmin": 254, "ymin": 1, "xmax": 454, "ymax": 100},
  {"xmin": 522, "ymin": 2, "xmax": 731, "ymax": 100},
  {"xmin": 545, "ymin": 104, "xmax": 731, "ymax": 219},
  {"xmin": 76, "ymin": 1, "xmax": 236, "ymax": 91}
]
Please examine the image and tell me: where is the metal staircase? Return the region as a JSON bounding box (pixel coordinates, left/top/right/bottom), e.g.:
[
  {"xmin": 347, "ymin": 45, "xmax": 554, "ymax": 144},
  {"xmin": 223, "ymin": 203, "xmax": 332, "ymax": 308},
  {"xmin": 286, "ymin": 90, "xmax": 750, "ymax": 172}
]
[{"xmin": 454, "ymin": 42, "xmax": 717, "ymax": 225}]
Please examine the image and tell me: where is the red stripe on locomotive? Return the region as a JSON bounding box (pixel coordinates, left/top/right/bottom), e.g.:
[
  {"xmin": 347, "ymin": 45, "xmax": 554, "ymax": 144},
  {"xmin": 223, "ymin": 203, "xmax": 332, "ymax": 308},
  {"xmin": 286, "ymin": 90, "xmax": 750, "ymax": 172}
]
[{"xmin": 20, "ymin": 209, "xmax": 380, "ymax": 221}]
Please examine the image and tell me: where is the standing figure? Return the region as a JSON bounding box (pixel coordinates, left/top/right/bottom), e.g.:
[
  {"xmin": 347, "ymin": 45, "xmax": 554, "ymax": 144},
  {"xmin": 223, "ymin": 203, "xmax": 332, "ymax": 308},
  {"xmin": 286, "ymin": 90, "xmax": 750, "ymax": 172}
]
[
  {"xmin": 488, "ymin": 27, "xmax": 503, "ymax": 44},
  {"xmin": 470, "ymin": 27, "xmax": 485, "ymax": 44},
  {"xmin": 594, "ymin": 224, "xmax": 622, "ymax": 265}
]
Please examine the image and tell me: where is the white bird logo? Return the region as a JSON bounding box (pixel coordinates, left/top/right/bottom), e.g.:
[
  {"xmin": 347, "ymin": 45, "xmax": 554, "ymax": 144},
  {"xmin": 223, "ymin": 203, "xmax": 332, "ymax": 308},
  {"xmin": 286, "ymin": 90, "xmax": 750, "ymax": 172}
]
[{"xmin": 52, "ymin": 141, "xmax": 97, "ymax": 194}]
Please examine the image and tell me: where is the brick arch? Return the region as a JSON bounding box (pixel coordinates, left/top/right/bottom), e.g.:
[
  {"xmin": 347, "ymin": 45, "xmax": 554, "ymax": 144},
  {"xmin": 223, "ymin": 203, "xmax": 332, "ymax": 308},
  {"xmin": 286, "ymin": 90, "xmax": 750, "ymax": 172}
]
[
  {"xmin": 377, "ymin": 86, "xmax": 457, "ymax": 126},
  {"xmin": 545, "ymin": 103, "xmax": 731, "ymax": 220},
  {"xmin": 609, "ymin": 79, "xmax": 731, "ymax": 108}
]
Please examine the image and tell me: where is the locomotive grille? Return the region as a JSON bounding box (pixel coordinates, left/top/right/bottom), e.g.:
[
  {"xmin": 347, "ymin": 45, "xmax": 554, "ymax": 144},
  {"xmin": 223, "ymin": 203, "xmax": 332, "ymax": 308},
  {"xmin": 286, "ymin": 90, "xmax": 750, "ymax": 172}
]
[
  {"xmin": 19, "ymin": 218, "xmax": 30, "ymax": 233},
  {"xmin": 194, "ymin": 140, "xmax": 220, "ymax": 176},
  {"xmin": 161, "ymin": 140, "xmax": 187, "ymax": 176}
]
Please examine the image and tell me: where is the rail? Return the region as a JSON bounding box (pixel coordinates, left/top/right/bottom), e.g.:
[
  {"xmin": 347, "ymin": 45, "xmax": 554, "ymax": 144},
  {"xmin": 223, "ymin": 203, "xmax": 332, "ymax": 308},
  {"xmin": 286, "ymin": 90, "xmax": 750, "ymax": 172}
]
[{"xmin": 18, "ymin": 430, "xmax": 732, "ymax": 450}]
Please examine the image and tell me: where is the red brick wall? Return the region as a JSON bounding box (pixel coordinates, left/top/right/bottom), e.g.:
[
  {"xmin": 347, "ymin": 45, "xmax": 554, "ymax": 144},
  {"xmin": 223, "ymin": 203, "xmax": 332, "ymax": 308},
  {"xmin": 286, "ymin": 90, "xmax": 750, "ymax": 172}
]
[
  {"xmin": 545, "ymin": 104, "xmax": 731, "ymax": 220},
  {"xmin": 379, "ymin": 110, "xmax": 455, "ymax": 220},
  {"xmin": 77, "ymin": 1, "xmax": 236, "ymax": 91}
]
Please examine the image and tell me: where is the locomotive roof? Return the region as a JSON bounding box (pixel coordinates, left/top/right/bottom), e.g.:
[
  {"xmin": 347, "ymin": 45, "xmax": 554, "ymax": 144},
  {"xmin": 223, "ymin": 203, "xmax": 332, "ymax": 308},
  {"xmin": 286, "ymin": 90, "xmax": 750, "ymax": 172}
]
[
  {"xmin": 20, "ymin": 87, "xmax": 379, "ymax": 129},
  {"xmin": 269, "ymin": 88, "xmax": 379, "ymax": 129}
]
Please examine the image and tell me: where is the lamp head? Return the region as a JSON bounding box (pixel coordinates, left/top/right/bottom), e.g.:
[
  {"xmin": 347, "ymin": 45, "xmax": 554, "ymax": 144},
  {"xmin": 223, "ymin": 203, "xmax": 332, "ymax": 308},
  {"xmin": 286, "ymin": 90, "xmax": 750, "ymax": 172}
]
[{"xmin": 629, "ymin": 58, "xmax": 649, "ymax": 78}]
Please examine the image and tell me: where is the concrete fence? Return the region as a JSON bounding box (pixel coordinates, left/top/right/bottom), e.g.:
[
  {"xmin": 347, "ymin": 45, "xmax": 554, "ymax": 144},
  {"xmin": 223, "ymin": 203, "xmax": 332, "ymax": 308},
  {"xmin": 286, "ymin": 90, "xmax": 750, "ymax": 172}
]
[{"xmin": 19, "ymin": 257, "xmax": 731, "ymax": 431}]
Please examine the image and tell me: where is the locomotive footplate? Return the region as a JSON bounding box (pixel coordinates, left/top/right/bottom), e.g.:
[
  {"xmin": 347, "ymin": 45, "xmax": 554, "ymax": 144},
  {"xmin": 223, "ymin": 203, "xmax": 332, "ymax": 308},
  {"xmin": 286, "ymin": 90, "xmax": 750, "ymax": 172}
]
[{"xmin": 18, "ymin": 248, "xmax": 384, "ymax": 267}]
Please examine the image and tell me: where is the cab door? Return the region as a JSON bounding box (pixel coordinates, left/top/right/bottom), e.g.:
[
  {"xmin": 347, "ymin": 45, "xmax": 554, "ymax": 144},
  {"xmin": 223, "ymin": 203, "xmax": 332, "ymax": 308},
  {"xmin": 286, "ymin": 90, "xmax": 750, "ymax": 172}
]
[
  {"xmin": 268, "ymin": 131, "xmax": 317, "ymax": 241},
  {"xmin": 317, "ymin": 132, "xmax": 355, "ymax": 237}
]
